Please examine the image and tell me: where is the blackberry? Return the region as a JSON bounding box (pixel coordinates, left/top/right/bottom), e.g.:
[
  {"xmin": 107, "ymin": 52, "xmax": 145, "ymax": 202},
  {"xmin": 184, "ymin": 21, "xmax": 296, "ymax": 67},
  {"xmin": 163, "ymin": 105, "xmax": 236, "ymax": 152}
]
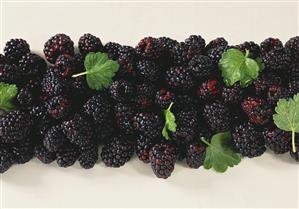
[
  {"xmin": 0, "ymin": 54, "xmax": 8, "ymax": 64},
  {"xmin": 285, "ymin": 36, "xmax": 299, "ymax": 61},
  {"xmin": 184, "ymin": 35, "xmax": 206, "ymax": 54},
  {"xmin": 114, "ymin": 103, "xmax": 135, "ymax": 134},
  {"xmin": 133, "ymin": 112, "xmax": 163, "ymax": 139},
  {"xmin": 188, "ymin": 55, "xmax": 214, "ymax": 79},
  {"xmin": 241, "ymin": 97, "xmax": 272, "ymax": 125},
  {"xmin": 109, "ymin": 80, "xmax": 134, "ymax": 102},
  {"xmin": 29, "ymin": 105, "xmax": 48, "ymax": 121},
  {"xmin": 186, "ymin": 141, "xmax": 206, "ymax": 169},
  {"xmin": 16, "ymin": 87, "xmax": 34, "ymax": 107},
  {"xmin": 4, "ymin": 38, "xmax": 30, "ymax": 63},
  {"xmin": 172, "ymin": 126, "xmax": 196, "ymax": 146},
  {"xmin": 135, "ymin": 37, "xmax": 162, "ymax": 59},
  {"xmin": 46, "ymin": 95, "xmax": 72, "ymax": 120},
  {"xmin": 43, "ymin": 125, "xmax": 66, "ymax": 152},
  {"xmin": 221, "ymin": 83, "xmax": 244, "ymax": 104},
  {"xmin": 253, "ymin": 71, "xmax": 281, "ymax": 96},
  {"xmin": 0, "ymin": 147, "xmax": 14, "ymax": 173},
  {"xmin": 117, "ymin": 57, "xmax": 137, "ymax": 79},
  {"xmin": 134, "ymin": 82, "xmax": 156, "ymax": 109},
  {"xmin": 93, "ymin": 118, "xmax": 114, "ymax": 144},
  {"xmin": 34, "ymin": 144, "xmax": 56, "ymax": 164},
  {"xmin": 266, "ymin": 85, "xmax": 290, "ymax": 106},
  {"xmin": 288, "ymin": 63, "xmax": 299, "ymax": 95},
  {"xmin": 203, "ymin": 101, "xmax": 231, "ymax": 132},
  {"xmin": 78, "ymin": 33, "xmax": 104, "ymax": 55},
  {"xmin": 158, "ymin": 37, "xmax": 178, "ymax": 52},
  {"xmin": 155, "ymin": 88, "xmax": 176, "ymax": 109},
  {"xmin": 236, "ymin": 41, "xmax": 260, "ymax": 58},
  {"xmin": 74, "ymin": 53, "xmax": 85, "ymax": 72},
  {"xmin": 62, "ymin": 113, "xmax": 93, "ymax": 147},
  {"xmin": 11, "ymin": 140, "xmax": 33, "ymax": 164},
  {"xmin": 165, "ymin": 66, "xmax": 195, "ymax": 91},
  {"xmin": 118, "ymin": 45, "xmax": 136, "ymax": 61},
  {"xmin": 136, "ymin": 59, "xmax": 159, "ymax": 82},
  {"xmin": 84, "ymin": 92, "xmax": 111, "ymax": 125},
  {"xmin": 290, "ymin": 143, "xmax": 299, "ymax": 162},
  {"xmin": 101, "ymin": 135, "xmax": 134, "ymax": 167},
  {"xmin": 171, "ymin": 42, "xmax": 190, "ymax": 66},
  {"xmin": 232, "ymin": 122, "xmax": 266, "ymax": 158},
  {"xmin": 78, "ymin": 144, "xmax": 98, "ymax": 169},
  {"xmin": 197, "ymin": 79, "xmax": 222, "ymax": 101},
  {"xmin": 149, "ymin": 143, "xmax": 176, "ymax": 179},
  {"xmin": 55, "ymin": 54, "xmax": 75, "ymax": 78},
  {"xmin": 174, "ymin": 94, "xmax": 199, "ymax": 111},
  {"xmin": 263, "ymin": 127, "xmax": 291, "ymax": 154},
  {"xmin": 0, "ymin": 64, "xmax": 21, "ymax": 84},
  {"xmin": 18, "ymin": 53, "xmax": 47, "ymax": 78},
  {"xmin": 207, "ymin": 46, "xmax": 227, "ymax": 64},
  {"xmin": 262, "ymin": 47, "xmax": 291, "ymax": 71},
  {"xmin": 136, "ymin": 134, "xmax": 159, "ymax": 163},
  {"xmin": 70, "ymin": 76, "xmax": 92, "ymax": 102},
  {"xmin": 44, "ymin": 33, "xmax": 74, "ymax": 64},
  {"xmin": 56, "ymin": 143, "xmax": 79, "ymax": 167},
  {"xmin": 104, "ymin": 42, "xmax": 121, "ymax": 60},
  {"xmin": 205, "ymin": 37, "xmax": 228, "ymax": 51},
  {"xmin": 260, "ymin": 38, "xmax": 283, "ymax": 55},
  {"xmin": 0, "ymin": 111, "xmax": 33, "ymax": 144}
]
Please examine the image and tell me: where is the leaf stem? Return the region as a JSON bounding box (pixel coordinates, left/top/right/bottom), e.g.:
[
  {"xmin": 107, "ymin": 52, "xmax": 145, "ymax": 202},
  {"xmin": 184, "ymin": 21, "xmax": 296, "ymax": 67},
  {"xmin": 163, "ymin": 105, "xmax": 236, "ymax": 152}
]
[
  {"xmin": 245, "ymin": 50, "xmax": 250, "ymax": 58},
  {"xmin": 292, "ymin": 130, "xmax": 296, "ymax": 153},
  {"xmin": 72, "ymin": 71, "xmax": 87, "ymax": 78},
  {"xmin": 167, "ymin": 102, "xmax": 174, "ymax": 111},
  {"xmin": 201, "ymin": 137, "xmax": 211, "ymax": 146}
]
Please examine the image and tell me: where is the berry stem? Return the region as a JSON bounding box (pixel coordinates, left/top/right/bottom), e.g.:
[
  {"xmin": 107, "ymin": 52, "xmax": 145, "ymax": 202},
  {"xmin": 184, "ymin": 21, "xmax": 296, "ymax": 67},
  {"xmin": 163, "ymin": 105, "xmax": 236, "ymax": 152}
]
[
  {"xmin": 72, "ymin": 71, "xmax": 87, "ymax": 78},
  {"xmin": 292, "ymin": 130, "xmax": 296, "ymax": 153}
]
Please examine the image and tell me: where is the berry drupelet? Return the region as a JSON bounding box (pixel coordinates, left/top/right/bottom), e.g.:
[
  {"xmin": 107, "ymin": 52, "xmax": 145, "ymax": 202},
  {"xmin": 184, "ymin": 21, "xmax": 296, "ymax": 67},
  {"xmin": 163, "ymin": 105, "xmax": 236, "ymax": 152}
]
[
  {"xmin": 114, "ymin": 103, "xmax": 135, "ymax": 134},
  {"xmin": 55, "ymin": 54, "xmax": 76, "ymax": 78},
  {"xmin": 206, "ymin": 46, "xmax": 227, "ymax": 64},
  {"xmin": 4, "ymin": 38, "xmax": 30, "ymax": 63},
  {"xmin": 109, "ymin": 79, "xmax": 135, "ymax": 102},
  {"xmin": 133, "ymin": 112, "xmax": 163, "ymax": 139},
  {"xmin": 262, "ymin": 47, "xmax": 291, "ymax": 71},
  {"xmin": 135, "ymin": 37, "xmax": 162, "ymax": 59},
  {"xmin": 184, "ymin": 35, "xmax": 206, "ymax": 55},
  {"xmin": 136, "ymin": 134, "xmax": 159, "ymax": 163},
  {"xmin": 46, "ymin": 95, "xmax": 72, "ymax": 120},
  {"xmin": 78, "ymin": 33, "xmax": 104, "ymax": 55},
  {"xmin": 186, "ymin": 141, "xmax": 206, "ymax": 169},
  {"xmin": 155, "ymin": 88, "xmax": 176, "ymax": 109},
  {"xmin": 188, "ymin": 55, "xmax": 214, "ymax": 79},
  {"xmin": 221, "ymin": 83, "xmax": 244, "ymax": 104},
  {"xmin": 104, "ymin": 42, "xmax": 121, "ymax": 60},
  {"xmin": 16, "ymin": 87, "xmax": 34, "ymax": 107},
  {"xmin": 260, "ymin": 37, "xmax": 283, "ymax": 55},
  {"xmin": 18, "ymin": 53, "xmax": 47, "ymax": 78},
  {"xmin": 78, "ymin": 143, "xmax": 98, "ymax": 169},
  {"xmin": 205, "ymin": 37, "xmax": 228, "ymax": 52},
  {"xmin": 285, "ymin": 36, "xmax": 299, "ymax": 61},
  {"xmin": 134, "ymin": 82, "xmax": 156, "ymax": 110},
  {"xmin": 197, "ymin": 79, "xmax": 222, "ymax": 101},
  {"xmin": 165, "ymin": 66, "xmax": 195, "ymax": 91},
  {"xmin": 136, "ymin": 59, "xmax": 160, "ymax": 82}
]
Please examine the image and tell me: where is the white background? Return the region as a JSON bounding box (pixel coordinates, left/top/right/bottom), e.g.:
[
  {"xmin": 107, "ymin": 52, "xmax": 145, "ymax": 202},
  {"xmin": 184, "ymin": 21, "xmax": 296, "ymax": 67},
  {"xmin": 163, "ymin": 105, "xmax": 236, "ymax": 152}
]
[{"xmin": 0, "ymin": 1, "xmax": 299, "ymax": 208}]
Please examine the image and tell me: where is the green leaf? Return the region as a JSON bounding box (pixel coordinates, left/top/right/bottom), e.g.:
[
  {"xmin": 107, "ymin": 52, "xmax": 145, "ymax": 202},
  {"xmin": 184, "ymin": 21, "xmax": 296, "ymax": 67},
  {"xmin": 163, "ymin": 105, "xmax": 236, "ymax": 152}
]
[
  {"xmin": 0, "ymin": 83, "xmax": 18, "ymax": 112},
  {"xmin": 72, "ymin": 52, "xmax": 119, "ymax": 91},
  {"xmin": 219, "ymin": 48, "xmax": 262, "ymax": 87},
  {"xmin": 273, "ymin": 93, "xmax": 299, "ymax": 152},
  {"xmin": 201, "ymin": 132, "xmax": 241, "ymax": 173},
  {"xmin": 162, "ymin": 102, "xmax": 177, "ymax": 140}
]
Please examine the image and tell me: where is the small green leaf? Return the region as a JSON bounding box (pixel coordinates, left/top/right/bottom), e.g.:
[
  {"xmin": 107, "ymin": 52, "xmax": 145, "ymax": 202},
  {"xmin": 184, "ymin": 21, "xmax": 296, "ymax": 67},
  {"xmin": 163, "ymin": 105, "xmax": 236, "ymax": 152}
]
[
  {"xmin": 201, "ymin": 132, "xmax": 241, "ymax": 173},
  {"xmin": 219, "ymin": 48, "xmax": 262, "ymax": 87},
  {"xmin": 162, "ymin": 102, "xmax": 177, "ymax": 140},
  {"xmin": 0, "ymin": 83, "xmax": 18, "ymax": 112},
  {"xmin": 273, "ymin": 93, "xmax": 299, "ymax": 152},
  {"xmin": 72, "ymin": 52, "xmax": 119, "ymax": 91}
]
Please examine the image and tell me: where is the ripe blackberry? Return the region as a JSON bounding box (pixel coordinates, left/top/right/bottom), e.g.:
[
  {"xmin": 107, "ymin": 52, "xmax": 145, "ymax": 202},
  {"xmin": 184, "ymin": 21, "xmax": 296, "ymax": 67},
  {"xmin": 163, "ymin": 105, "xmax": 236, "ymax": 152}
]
[
  {"xmin": 253, "ymin": 71, "xmax": 281, "ymax": 96},
  {"xmin": 184, "ymin": 35, "xmax": 206, "ymax": 54},
  {"xmin": 165, "ymin": 66, "xmax": 195, "ymax": 91},
  {"xmin": 34, "ymin": 144, "xmax": 56, "ymax": 164},
  {"xmin": 114, "ymin": 103, "xmax": 135, "ymax": 134},
  {"xmin": 0, "ymin": 111, "xmax": 33, "ymax": 144},
  {"xmin": 285, "ymin": 36, "xmax": 299, "ymax": 61},
  {"xmin": 11, "ymin": 140, "xmax": 33, "ymax": 164},
  {"xmin": 203, "ymin": 101, "xmax": 231, "ymax": 132},
  {"xmin": 104, "ymin": 42, "xmax": 121, "ymax": 60},
  {"xmin": 260, "ymin": 38, "xmax": 283, "ymax": 55},
  {"xmin": 118, "ymin": 45, "xmax": 136, "ymax": 61},
  {"xmin": 46, "ymin": 95, "xmax": 72, "ymax": 120},
  {"xmin": 133, "ymin": 112, "xmax": 163, "ymax": 139},
  {"xmin": 172, "ymin": 126, "xmax": 196, "ymax": 147},
  {"xmin": 18, "ymin": 53, "xmax": 47, "ymax": 78},
  {"xmin": 117, "ymin": 57, "xmax": 137, "ymax": 79},
  {"xmin": 70, "ymin": 76, "xmax": 92, "ymax": 104},
  {"xmin": 55, "ymin": 54, "xmax": 75, "ymax": 78},
  {"xmin": 171, "ymin": 42, "xmax": 190, "ymax": 66},
  {"xmin": 93, "ymin": 118, "xmax": 114, "ymax": 144},
  {"xmin": 101, "ymin": 135, "xmax": 134, "ymax": 167},
  {"xmin": 158, "ymin": 37, "xmax": 178, "ymax": 52},
  {"xmin": 78, "ymin": 144, "xmax": 98, "ymax": 169},
  {"xmin": 263, "ymin": 127, "xmax": 291, "ymax": 154},
  {"xmin": 78, "ymin": 33, "xmax": 104, "ymax": 55},
  {"xmin": 0, "ymin": 54, "xmax": 8, "ymax": 64},
  {"xmin": 221, "ymin": 83, "xmax": 244, "ymax": 104},
  {"xmin": 136, "ymin": 59, "xmax": 159, "ymax": 82},
  {"xmin": 84, "ymin": 92, "xmax": 111, "ymax": 125},
  {"xmin": 232, "ymin": 122, "xmax": 266, "ymax": 158},
  {"xmin": 43, "ymin": 125, "xmax": 66, "ymax": 152},
  {"xmin": 29, "ymin": 105, "xmax": 48, "ymax": 121},
  {"xmin": 74, "ymin": 53, "xmax": 85, "ymax": 72},
  {"xmin": 205, "ymin": 37, "xmax": 228, "ymax": 51},
  {"xmin": 44, "ymin": 33, "xmax": 74, "ymax": 64},
  {"xmin": 155, "ymin": 88, "xmax": 176, "ymax": 109},
  {"xmin": 174, "ymin": 93, "xmax": 199, "ymax": 111},
  {"xmin": 56, "ymin": 143, "xmax": 79, "ymax": 167},
  {"xmin": 0, "ymin": 64, "xmax": 21, "ymax": 84},
  {"xmin": 16, "ymin": 87, "xmax": 34, "ymax": 107},
  {"xmin": 288, "ymin": 63, "xmax": 299, "ymax": 95},
  {"xmin": 4, "ymin": 38, "xmax": 30, "ymax": 63},
  {"xmin": 197, "ymin": 79, "xmax": 222, "ymax": 101},
  {"xmin": 135, "ymin": 37, "xmax": 162, "ymax": 59},
  {"xmin": 262, "ymin": 47, "xmax": 291, "ymax": 71},
  {"xmin": 0, "ymin": 147, "xmax": 14, "ymax": 173},
  {"xmin": 188, "ymin": 55, "xmax": 214, "ymax": 79},
  {"xmin": 136, "ymin": 134, "xmax": 159, "ymax": 163},
  {"xmin": 62, "ymin": 113, "xmax": 93, "ymax": 147},
  {"xmin": 241, "ymin": 97, "xmax": 272, "ymax": 125},
  {"xmin": 149, "ymin": 143, "xmax": 176, "ymax": 179},
  {"xmin": 109, "ymin": 79, "xmax": 134, "ymax": 102},
  {"xmin": 186, "ymin": 141, "xmax": 206, "ymax": 169},
  {"xmin": 134, "ymin": 82, "xmax": 156, "ymax": 109},
  {"xmin": 266, "ymin": 85, "xmax": 290, "ymax": 106},
  {"xmin": 206, "ymin": 46, "xmax": 227, "ymax": 64},
  {"xmin": 236, "ymin": 41, "xmax": 260, "ymax": 58}
]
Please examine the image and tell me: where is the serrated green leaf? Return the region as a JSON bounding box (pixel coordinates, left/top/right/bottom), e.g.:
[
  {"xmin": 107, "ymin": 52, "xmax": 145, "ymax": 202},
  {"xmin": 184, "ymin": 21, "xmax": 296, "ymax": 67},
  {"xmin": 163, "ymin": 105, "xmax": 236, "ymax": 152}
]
[
  {"xmin": 0, "ymin": 83, "xmax": 18, "ymax": 112},
  {"xmin": 162, "ymin": 102, "xmax": 177, "ymax": 140},
  {"xmin": 73, "ymin": 52, "xmax": 119, "ymax": 91},
  {"xmin": 202, "ymin": 132, "xmax": 241, "ymax": 173}
]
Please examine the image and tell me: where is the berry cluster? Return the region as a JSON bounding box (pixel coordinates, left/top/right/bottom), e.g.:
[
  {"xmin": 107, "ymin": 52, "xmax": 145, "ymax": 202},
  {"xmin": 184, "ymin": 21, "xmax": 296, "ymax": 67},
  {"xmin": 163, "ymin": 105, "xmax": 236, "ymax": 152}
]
[{"xmin": 0, "ymin": 34, "xmax": 298, "ymax": 178}]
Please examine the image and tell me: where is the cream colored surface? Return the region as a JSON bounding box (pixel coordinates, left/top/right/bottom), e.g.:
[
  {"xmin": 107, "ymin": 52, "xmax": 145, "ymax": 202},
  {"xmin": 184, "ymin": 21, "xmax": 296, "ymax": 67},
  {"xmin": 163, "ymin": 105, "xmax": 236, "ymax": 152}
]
[{"xmin": 0, "ymin": 1, "xmax": 298, "ymax": 208}]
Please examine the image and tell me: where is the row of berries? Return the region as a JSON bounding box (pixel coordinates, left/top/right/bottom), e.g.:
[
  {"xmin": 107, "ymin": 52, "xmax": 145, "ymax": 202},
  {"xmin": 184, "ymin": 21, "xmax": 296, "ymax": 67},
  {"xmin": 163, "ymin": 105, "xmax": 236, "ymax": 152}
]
[{"xmin": 0, "ymin": 33, "xmax": 299, "ymax": 178}]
